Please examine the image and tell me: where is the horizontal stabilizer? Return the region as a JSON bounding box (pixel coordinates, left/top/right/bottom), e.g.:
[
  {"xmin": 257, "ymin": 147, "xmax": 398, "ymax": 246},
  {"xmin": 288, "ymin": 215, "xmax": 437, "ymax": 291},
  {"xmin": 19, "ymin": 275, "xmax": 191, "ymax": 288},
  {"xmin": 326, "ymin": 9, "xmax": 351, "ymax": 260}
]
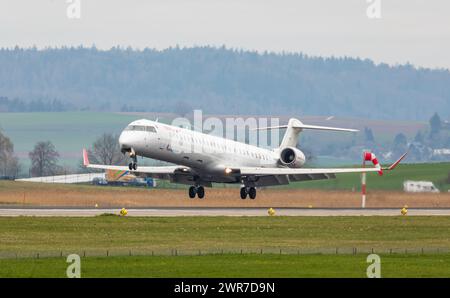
[
  {"xmin": 254, "ymin": 124, "xmax": 358, "ymax": 133},
  {"xmin": 256, "ymin": 118, "xmax": 359, "ymax": 148},
  {"xmin": 293, "ymin": 124, "xmax": 358, "ymax": 132}
]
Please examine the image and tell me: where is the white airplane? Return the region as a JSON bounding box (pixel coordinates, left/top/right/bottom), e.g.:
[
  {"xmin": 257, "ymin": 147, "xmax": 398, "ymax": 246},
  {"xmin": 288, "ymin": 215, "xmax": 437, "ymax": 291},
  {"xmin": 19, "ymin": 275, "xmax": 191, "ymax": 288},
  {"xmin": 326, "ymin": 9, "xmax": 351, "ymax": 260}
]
[{"xmin": 83, "ymin": 118, "xmax": 407, "ymax": 199}]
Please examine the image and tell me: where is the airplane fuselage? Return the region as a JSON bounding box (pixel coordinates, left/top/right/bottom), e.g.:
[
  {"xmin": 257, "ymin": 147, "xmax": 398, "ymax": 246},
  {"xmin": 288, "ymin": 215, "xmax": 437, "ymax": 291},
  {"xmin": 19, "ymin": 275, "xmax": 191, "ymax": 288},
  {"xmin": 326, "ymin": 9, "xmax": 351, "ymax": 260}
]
[{"xmin": 118, "ymin": 119, "xmax": 305, "ymax": 183}]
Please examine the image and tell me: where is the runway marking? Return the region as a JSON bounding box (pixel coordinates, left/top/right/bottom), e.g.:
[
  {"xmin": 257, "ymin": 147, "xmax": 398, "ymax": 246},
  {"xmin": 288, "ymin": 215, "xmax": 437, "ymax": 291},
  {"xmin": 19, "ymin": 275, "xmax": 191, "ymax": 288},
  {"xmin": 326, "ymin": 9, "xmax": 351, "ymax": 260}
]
[{"xmin": 0, "ymin": 208, "xmax": 450, "ymax": 217}]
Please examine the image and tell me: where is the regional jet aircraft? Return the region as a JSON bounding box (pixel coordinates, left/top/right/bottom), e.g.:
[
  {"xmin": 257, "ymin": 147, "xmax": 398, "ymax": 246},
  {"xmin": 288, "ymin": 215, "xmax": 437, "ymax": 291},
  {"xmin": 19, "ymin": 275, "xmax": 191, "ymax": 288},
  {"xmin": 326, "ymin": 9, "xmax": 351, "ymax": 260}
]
[{"xmin": 83, "ymin": 118, "xmax": 406, "ymax": 199}]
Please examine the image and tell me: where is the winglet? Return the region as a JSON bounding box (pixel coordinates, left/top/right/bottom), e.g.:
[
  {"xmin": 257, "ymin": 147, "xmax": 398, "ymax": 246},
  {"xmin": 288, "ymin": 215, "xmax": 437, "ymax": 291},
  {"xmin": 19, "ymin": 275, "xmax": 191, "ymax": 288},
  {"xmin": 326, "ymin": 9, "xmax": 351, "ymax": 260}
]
[
  {"xmin": 83, "ymin": 148, "xmax": 90, "ymax": 166},
  {"xmin": 384, "ymin": 152, "xmax": 408, "ymax": 171}
]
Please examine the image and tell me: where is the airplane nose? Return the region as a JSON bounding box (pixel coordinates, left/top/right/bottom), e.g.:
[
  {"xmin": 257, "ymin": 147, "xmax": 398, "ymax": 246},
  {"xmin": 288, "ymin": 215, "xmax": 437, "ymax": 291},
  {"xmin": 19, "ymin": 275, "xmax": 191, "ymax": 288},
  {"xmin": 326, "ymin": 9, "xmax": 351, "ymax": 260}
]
[{"xmin": 119, "ymin": 132, "xmax": 132, "ymax": 152}]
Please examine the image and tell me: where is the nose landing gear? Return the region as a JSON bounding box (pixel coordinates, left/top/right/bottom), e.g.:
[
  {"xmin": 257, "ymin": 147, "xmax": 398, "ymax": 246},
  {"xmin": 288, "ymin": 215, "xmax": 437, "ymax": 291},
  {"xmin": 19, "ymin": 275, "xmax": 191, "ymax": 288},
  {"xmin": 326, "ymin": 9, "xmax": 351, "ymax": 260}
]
[
  {"xmin": 128, "ymin": 148, "xmax": 138, "ymax": 170},
  {"xmin": 128, "ymin": 162, "xmax": 137, "ymax": 171}
]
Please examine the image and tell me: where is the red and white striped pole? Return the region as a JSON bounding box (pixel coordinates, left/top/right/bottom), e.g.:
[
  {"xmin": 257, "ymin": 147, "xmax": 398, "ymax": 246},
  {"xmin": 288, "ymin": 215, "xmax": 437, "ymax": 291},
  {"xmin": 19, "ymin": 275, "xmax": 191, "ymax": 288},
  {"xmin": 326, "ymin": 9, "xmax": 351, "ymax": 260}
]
[
  {"xmin": 362, "ymin": 151, "xmax": 383, "ymax": 208},
  {"xmin": 361, "ymin": 156, "xmax": 367, "ymax": 209}
]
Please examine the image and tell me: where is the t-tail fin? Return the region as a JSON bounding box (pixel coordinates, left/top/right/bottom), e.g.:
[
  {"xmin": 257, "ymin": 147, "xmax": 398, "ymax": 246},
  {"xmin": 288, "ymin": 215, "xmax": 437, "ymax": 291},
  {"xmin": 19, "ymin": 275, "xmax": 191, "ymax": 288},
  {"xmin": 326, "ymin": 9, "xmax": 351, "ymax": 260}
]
[{"xmin": 255, "ymin": 118, "xmax": 359, "ymax": 148}]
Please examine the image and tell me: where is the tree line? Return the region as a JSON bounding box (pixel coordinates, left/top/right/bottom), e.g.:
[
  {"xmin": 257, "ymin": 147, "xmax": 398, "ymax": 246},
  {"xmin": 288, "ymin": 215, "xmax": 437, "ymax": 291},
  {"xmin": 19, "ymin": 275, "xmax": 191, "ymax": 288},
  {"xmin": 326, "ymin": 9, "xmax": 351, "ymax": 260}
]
[
  {"xmin": 361, "ymin": 112, "xmax": 450, "ymax": 162},
  {"xmin": 0, "ymin": 46, "xmax": 449, "ymax": 120},
  {"xmin": 0, "ymin": 97, "xmax": 71, "ymax": 112}
]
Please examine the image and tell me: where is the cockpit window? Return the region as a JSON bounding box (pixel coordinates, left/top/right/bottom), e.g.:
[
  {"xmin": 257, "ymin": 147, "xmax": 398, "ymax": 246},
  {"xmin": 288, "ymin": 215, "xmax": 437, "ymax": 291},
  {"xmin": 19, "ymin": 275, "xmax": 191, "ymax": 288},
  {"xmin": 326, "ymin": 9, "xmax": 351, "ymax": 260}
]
[
  {"xmin": 146, "ymin": 126, "xmax": 157, "ymax": 133},
  {"xmin": 125, "ymin": 125, "xmax": 146, "ymax": 131},
  {"xmin": 125, "ymin": 125, "xmax": 157, "ymax": 133}
]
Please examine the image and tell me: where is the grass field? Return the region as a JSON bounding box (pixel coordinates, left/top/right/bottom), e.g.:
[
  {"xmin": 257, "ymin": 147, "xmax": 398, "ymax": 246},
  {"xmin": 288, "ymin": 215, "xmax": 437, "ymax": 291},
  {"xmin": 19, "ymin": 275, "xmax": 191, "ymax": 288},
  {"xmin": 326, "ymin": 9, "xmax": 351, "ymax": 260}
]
[
  {"xmin": 1, "ymin": 216, "xmax": 449, "ymax": 254},
  {"xmin": 1, "ymin": 216, "xmax": 449, "ymax": 277},
  {"xmin": 1, "ymin": 253, "xmax": 449, "ymax": 278}
]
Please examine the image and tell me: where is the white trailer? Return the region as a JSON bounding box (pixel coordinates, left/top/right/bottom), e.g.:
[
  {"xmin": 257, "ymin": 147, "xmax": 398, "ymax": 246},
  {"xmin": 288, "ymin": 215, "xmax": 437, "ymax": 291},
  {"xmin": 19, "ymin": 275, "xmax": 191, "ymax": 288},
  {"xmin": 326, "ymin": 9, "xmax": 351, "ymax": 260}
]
[{"xmin": 403, "ymin": 180, "xmax": 440, "ymax": 193}]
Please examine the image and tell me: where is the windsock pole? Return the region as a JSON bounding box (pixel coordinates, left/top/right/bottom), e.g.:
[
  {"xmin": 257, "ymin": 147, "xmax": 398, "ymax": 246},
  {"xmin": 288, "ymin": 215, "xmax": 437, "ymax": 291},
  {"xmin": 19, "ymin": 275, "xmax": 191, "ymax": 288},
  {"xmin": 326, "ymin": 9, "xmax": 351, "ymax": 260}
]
[
  {"xmin": 361, "ymin": 158, "xmax": 366, "ymax": 209},
  {"xmin": 361, "ymin": 151, "xmax": 382, "ymax": 209}
]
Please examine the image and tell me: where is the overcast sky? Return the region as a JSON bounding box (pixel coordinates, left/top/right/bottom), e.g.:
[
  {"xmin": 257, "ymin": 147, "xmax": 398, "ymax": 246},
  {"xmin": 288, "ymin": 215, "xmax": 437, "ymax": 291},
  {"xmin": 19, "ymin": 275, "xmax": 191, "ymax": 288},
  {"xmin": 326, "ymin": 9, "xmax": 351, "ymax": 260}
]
[{"xmin": 1, "ymin": 0, "xmax": 449, "ymax": 69}]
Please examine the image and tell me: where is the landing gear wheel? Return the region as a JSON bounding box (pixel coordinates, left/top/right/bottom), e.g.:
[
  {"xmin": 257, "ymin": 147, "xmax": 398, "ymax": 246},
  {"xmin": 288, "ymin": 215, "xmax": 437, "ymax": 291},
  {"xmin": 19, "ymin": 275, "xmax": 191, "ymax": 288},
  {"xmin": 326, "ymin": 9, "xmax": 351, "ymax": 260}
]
[
  {"xmin": 240, "ymin": 187, "xmax": 248, "ymax": 200},
  {"xmin": 188, "ymin": 186, "xmax": 196, "ymax": 199},
  {"xmin": 129, "ymin": 150, "xmax": 138, "ymax": 170},
  {"xmin": 248, "ymin": 187, "xmax": 257, "ymax": 199},
  {"xmin": 197, "ymin": 186, "xmax": 205, "ymax": 199}
]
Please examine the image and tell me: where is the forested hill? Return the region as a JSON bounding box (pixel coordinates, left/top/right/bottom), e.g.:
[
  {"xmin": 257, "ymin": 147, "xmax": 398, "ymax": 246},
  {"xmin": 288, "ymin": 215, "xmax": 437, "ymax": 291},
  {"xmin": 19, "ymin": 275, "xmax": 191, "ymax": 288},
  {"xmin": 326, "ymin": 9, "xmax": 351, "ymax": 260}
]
[{"xmin": 0, "ymin": 46, "xmax": 449, "ymax": 121}]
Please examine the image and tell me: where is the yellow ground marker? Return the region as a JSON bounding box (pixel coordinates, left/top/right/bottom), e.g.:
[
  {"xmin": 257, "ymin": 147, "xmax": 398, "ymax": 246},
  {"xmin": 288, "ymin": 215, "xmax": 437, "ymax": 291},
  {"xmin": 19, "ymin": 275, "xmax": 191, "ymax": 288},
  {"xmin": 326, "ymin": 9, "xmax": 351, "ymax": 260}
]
[
  {"xmin": 268, "ymin": 208, "xmax": 275, "ymax": 216},
  {"xmin": 120, "ymin": 208, "xmax": 128, "ymax": 216},
  {"xmin": 401, "ymin": 207, "xmax": 408, "ymax": 216}
]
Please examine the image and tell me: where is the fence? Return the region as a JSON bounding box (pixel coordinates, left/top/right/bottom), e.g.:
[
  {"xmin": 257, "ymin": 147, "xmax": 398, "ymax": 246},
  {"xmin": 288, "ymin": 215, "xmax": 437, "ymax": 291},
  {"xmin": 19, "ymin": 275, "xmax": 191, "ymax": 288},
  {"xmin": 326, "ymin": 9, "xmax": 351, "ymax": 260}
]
[{"xmin": 1, "ymin": 247, "xmax": 448, "ymax": 260}]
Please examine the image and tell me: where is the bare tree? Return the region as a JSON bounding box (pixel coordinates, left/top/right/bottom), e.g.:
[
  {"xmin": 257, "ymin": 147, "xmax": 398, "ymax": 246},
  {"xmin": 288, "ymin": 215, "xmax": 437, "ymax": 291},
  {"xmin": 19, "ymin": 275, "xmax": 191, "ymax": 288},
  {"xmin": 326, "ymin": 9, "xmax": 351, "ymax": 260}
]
[
  {"xmin": 91, "ymin": 133, "xmax": 126, "ymax": 165},
  {"xmin": 0, "ymin": 130, "xmax": 20, "ymax": 177},
  {"xmin": 29, "ymin": 141, "xmax": 60, "ymax": 177}
]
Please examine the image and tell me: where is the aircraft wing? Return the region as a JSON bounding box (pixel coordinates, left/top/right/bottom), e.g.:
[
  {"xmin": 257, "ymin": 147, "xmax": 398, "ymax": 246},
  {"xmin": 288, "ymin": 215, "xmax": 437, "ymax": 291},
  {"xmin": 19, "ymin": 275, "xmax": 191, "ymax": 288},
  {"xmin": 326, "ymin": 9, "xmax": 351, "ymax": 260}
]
[
  {"xmin": 86, "ymin": 163, "xmax": 183, "ymax": 174},
  {"xmin": 234, "ymin": 167, "xmax": 380, "ymax": 186},
  {"xmin": 82, "ymin": 149, "xmax": 190, "ymax": 176},
  {"xmin": 238, "ymin": 166, "xmax": 382, "ymax": 176},
  {"xmin": 232, "ymin": 152, "xmax": 408, "ymax": 187},
  {"xmin": 239, "ymin": 152, "xmax": 407, "ymax": 176}
]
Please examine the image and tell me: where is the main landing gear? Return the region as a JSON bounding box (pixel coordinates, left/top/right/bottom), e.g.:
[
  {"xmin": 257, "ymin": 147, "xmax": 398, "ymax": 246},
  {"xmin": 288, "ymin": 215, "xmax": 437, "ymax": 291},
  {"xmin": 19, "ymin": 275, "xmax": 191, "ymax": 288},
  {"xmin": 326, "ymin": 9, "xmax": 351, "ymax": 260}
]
[
  {"xmin": 189, "ymin": 186, "xmax": 205, "ymax": 199},
  {"xmin": 240, "ymin": 186, "xmax": 257, "ymax": 200}
]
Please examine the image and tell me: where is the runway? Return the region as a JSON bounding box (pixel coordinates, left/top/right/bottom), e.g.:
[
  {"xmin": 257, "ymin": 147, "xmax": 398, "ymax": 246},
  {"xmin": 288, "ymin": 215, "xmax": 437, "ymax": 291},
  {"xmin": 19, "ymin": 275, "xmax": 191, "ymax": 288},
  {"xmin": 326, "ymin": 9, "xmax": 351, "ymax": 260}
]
[{"xmin": 1, "ymin": 207, "xmax": 450, "ymax": 217}]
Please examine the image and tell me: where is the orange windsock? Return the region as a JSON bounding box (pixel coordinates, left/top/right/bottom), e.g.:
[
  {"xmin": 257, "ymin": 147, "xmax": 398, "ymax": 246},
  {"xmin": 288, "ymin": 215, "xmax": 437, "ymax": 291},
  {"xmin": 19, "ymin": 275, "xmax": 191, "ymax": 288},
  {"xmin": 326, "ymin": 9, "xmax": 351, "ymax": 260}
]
[{"xmin": 363, "ymin": 152, "xmax": 383, "ymax": 176}]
